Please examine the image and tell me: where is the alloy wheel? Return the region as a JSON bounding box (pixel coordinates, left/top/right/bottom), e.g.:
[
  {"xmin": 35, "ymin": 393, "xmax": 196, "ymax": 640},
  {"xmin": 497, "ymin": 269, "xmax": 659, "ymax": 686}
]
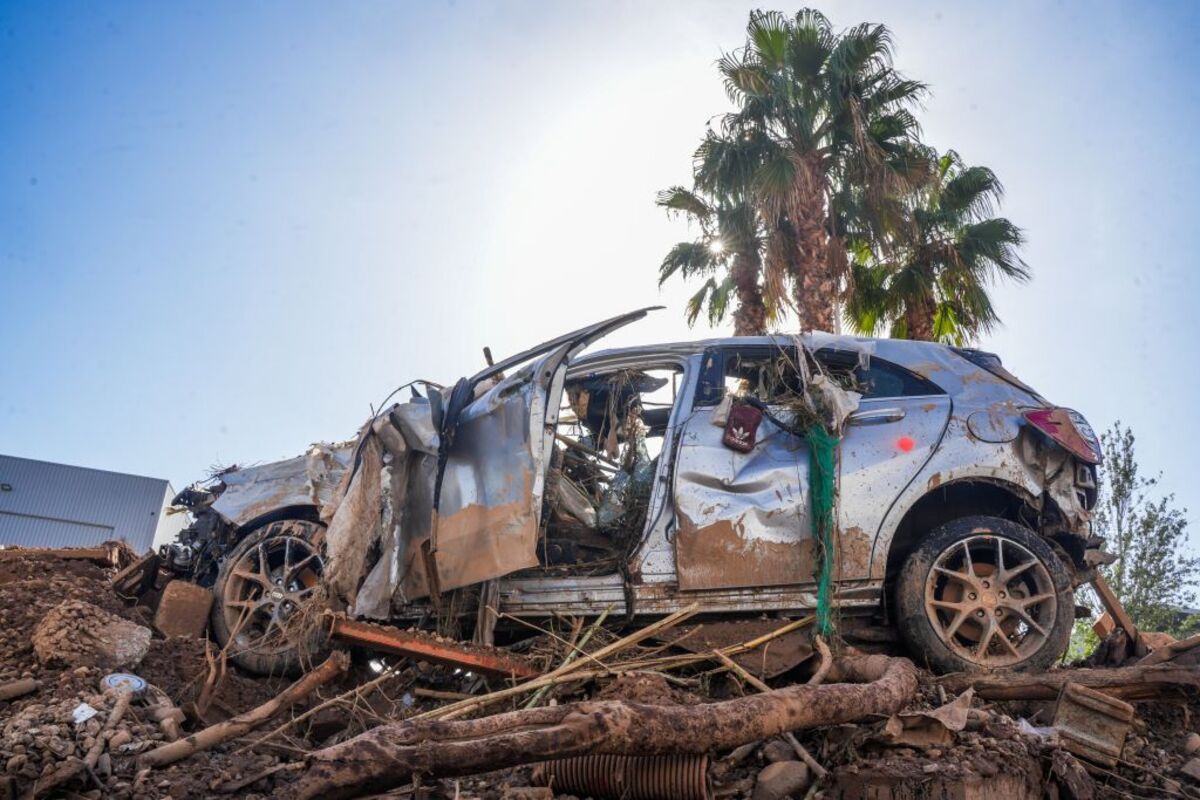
[
  {"xmin": 220, "ymin": 530, "xmax": 323, "ymax": 657},
  {"xmin": 923, "ymin": 534, "xmax": 1058, "ymax": 669}
]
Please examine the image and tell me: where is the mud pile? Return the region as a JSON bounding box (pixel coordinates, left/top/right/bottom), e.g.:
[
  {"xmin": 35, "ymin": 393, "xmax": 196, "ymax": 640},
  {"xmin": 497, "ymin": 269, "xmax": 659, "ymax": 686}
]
[{"xmin": 2, "ymin": 548, "xmax": 1200, "ymax": 800}]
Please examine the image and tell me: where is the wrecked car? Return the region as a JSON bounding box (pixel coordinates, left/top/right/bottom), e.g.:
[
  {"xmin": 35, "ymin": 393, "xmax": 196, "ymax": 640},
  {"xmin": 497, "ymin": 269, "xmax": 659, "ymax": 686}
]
[{"xmin": 164, "ymin": 308, "xmax": 1104, "ymax": 675}]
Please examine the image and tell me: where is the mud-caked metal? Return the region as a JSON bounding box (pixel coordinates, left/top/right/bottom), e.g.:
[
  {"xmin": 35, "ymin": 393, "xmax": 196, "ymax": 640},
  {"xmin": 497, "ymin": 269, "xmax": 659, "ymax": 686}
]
[{"xmin": 166, "ymin": 310, "xmax": 1103, "ymax": 674}]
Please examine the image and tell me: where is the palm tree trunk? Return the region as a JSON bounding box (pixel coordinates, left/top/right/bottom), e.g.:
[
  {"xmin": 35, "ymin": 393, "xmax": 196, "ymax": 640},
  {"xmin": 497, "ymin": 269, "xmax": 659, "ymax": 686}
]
[
  {"xmin": 904, "ymin": 296, "xmax": 936, "ymax": 341},
  {"xmin": 788, "ymin": 156, "xmax": 836, "ymax": 333},
  {"xmin": 731, "ymin": 250, "xmax": 767, "ymax": 335}
]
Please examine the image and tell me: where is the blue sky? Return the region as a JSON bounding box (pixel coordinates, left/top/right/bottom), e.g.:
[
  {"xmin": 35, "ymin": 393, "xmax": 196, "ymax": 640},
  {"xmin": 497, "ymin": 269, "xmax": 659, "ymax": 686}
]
[{"xmin": 2, "ymin": 1, "xmax": 1198, "ymax": 537}]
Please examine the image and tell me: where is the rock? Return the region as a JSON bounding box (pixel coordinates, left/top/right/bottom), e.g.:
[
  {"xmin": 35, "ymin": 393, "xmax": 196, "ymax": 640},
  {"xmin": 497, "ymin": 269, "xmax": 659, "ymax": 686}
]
[
  {"xmin": 1181, "ymin": 757, "xmax": 1200, "ymax": 782},
  {"xmin": 762, "ymin": 738, "xmax": 797, "ymax": 763},
  {"xmin": 153, "ymin": 581, "xmax": 213, "ymax": 639},
  {"xmin": 31, "ymin": 600, "xmax": 151, "ymax": 670},
  {"xmin": 753, "ymin": 761, "xmax": 812, "ymax": 800},
  {"xmin": 500, "ymin": 789, "xmax": 554, "ymax": 800},
  {"xmin": 1186, "ymin": 733, "xmax": 1200, "ymax": 755}
]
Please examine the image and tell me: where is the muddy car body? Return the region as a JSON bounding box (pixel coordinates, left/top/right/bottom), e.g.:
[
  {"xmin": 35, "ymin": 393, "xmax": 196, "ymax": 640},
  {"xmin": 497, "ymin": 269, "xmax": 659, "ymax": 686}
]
[{"xmin": 167, "ymin": 309, "xmax": 1103, "ymax": 674}]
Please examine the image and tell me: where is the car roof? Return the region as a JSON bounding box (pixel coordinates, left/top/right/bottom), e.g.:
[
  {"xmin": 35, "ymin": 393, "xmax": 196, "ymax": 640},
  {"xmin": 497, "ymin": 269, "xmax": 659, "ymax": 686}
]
[
  {"xmin": 577, "ymin": 333, "xmax": 952, "ymax": 368},
  {"xmin": 575, "ymin": 333, "xmax": 1045, "ymax": 406}
]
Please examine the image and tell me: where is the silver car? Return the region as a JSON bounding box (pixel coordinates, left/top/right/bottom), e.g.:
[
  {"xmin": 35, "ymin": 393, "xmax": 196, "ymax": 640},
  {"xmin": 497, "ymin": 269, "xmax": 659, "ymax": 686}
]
[{"xmin": 166, "ymin": 309, "xmax": 1103, "ymax": 674}]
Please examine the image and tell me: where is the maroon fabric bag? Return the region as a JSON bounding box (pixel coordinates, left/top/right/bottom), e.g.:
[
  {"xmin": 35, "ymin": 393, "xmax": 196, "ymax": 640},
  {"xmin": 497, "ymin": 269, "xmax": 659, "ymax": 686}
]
[{"xmin": 722, "ymin": 401, "xmax": 763, "ymax": 452}]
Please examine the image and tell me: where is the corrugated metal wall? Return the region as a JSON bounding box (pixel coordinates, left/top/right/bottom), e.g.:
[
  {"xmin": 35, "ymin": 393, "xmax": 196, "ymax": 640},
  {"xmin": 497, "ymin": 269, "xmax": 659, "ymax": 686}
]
[{"xmin": 0, "ymin": 455, "xmax": 170, "ymax": 553}]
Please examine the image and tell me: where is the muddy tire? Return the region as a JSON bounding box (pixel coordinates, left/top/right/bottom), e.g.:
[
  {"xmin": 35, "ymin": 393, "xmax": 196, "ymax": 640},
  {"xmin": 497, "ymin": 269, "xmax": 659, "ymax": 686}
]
[
  {"xmin": 895, "ymin": 515, "xmax": 1074, "ymax": 674},
  {"xmin": 210, "ymin": 519, "xmax": 328, "ymax": 677}
]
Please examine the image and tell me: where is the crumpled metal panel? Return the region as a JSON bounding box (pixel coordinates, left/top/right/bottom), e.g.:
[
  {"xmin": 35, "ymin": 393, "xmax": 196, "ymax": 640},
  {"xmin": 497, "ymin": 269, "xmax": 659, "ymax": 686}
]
[
  {"xmin": 345, "ymin": 402, "xmax": 441, "ymax": 615},
  {"xmin": 430, "ymin": 344, "xmax": 568, "ymax": 592},
  {"xmin": 210, "ymin": 442, "xmax": 353, "ymax": 528},
  {"xmin": 673, "ymin": 405, "xmax": 812, "ymax": 591}
]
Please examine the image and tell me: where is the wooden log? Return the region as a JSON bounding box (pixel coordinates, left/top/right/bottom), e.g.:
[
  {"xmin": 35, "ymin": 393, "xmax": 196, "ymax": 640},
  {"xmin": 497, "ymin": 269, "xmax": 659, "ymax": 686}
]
[
  {"xmin": 712, "ymin": 650, "xmax": 828, "ymax": 780},
  {"xmin": 137, "ymin": 651, "xmax": 348, "ymax": 770},
  {"xmin": 1092, "ymin": 575, "xmax": 1138, "ymax": 643},
  {"xmin": 933, "ymin": 663, "xmax": 1200, "ymax": 701},
  {"xmin": 1137, "ymin": 632, "xmax": 1200, "ymax": 667},
  {"xmin": 0, "ymin": 678, "xmax": 40, "ymax": 702},
  {"xmin": 234, "ymin": 661, "xmax": 402, "ymax": 756},
  {"xmin": 282, "ymin": 655, "xmax": 917, "ymax": 800}
]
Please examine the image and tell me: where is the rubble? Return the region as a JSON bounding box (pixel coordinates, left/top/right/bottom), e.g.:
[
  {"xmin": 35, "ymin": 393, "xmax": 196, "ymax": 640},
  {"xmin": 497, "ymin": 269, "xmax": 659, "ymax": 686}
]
[
  {"xmin": 31, "ymin": 600, "xmax": 152, "ymax": 671},
  {"xmin": 2, "ymin": 546, "xmax": 1200, "ymax": 800},
  {"xmin": 753, "ymin": 760, "xmax": 811, "ymax": 800}
]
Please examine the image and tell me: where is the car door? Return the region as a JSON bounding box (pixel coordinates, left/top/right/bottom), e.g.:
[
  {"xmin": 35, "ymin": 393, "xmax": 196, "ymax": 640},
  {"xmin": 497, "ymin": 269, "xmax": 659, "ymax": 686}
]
[
  {"xmin": 825, "ymin": 349, "xmax": 951, "ymax": 580},
  {"xmin": 672, "ymin": 345, "xmax": 814, "ymax": 591},
  {"xmin": 429, "ymin": 307, "xmax": 657, "ymax": 592}
]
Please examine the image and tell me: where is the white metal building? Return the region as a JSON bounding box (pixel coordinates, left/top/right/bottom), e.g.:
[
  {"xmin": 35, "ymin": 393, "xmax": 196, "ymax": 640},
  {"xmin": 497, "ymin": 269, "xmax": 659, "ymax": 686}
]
[{"xmin": 0, "ymin": 454, "xmax": 185, "ymax": 553}]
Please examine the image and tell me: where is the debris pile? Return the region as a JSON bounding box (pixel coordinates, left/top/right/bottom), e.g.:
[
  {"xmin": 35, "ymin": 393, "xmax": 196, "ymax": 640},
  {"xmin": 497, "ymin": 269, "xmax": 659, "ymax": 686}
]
[
  {"xmin": 31, "ymin": 601, "xmax": 152, "ymax": 671},
  {"xmin": 3, "ymin": 545, "xmax": 1200, "ymax": 799}
]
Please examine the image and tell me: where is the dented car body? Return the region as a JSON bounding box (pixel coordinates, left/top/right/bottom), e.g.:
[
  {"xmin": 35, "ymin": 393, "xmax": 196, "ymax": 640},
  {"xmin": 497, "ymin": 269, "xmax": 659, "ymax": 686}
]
[{"xmin": 167, "ymin": 309, "xmax": 1103, "ymax": 673}]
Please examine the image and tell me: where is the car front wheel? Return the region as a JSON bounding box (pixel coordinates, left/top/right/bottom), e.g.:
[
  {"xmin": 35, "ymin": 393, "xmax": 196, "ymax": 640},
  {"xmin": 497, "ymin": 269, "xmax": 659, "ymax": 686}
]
[
  {"xmin": 895, "ymin": 515, "xmax": 1074, "ymax": 674},
  {"xmin": 210, "ymin": 519, "xmax": 328, "ymax": 676}
]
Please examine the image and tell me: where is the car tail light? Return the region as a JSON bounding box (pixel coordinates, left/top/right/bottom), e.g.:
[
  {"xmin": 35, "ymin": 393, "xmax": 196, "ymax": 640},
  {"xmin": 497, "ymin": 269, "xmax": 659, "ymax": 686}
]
[{"xmin": 1022, "ymin": 408, "xmax": 1103, "ymax": 464}]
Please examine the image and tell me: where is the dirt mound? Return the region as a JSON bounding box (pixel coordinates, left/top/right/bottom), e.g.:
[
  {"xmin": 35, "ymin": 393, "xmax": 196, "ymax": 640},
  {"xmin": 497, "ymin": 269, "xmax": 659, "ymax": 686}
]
[
  {"xmin": 3, "ymin": 548, "xmax": 1200, "ymax": 800},
  {"xmin": 32, "ymin": 599, "xmax": 152, "ymax": 670},
  {"xmin": 593, "ymin": 671, "xmax": 702, "ymax": 705},
  {"xmin": 137, "ymin": 636, "xmax": 288, "ymax": 712}
]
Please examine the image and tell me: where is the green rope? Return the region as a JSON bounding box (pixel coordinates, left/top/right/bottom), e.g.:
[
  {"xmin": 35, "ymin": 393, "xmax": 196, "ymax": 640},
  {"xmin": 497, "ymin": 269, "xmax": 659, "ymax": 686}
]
[{"xmin": 806, "ymin": 424, "xmax": 840, "ymax": 639}]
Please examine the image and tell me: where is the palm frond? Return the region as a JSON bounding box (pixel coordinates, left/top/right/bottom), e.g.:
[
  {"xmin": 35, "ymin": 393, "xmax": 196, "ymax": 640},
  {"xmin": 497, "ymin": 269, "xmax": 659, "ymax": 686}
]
[
  {"xmin": 659, "ymin": 241, "xmax": 716, "ymax": 286},
  {"xmin": 747, "ymin": 10, "xmax": 791, "ymax": 70},
  {"xmin": 825, "ymin": 23, "xmax": 894, "ymax": 91},
  {"xmin": 656, "ymin": 186, "xmax": 712, "ymax": 219},
  {"xmin": 957, "ymin": 218, "xmax": 1029, "ymax": 282},
  {"xmin": 938, "ymin": 165, "xmax": 1003, "ymax": 220},
  {"xmin": 684, "ymin": 277, "xmax": 719, "ymax": 326}
]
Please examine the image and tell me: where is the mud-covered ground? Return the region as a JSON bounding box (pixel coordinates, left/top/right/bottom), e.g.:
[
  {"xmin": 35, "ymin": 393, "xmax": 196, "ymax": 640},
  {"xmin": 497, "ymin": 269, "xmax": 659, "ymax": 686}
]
[{"xmin": 1, "ymin": 550, "xmax": 1198, "ymax": 799}]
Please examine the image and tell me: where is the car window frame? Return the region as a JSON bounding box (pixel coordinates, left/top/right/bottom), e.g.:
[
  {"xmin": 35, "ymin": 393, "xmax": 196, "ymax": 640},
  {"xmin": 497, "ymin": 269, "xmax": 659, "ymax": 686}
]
[{"xmin": 814, "ymin": 347, "xmax": 946, "ymax": 400}]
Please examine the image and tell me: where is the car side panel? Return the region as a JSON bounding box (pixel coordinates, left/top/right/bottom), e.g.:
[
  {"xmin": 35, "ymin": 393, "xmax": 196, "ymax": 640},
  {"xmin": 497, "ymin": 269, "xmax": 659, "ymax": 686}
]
[
  {"xmin": 673, "ymin": 405, "xmax": 813, "ymax": 590},
  {"xmin": 838, "ymin": 394, "xmax": 951, "ymax": 579}
]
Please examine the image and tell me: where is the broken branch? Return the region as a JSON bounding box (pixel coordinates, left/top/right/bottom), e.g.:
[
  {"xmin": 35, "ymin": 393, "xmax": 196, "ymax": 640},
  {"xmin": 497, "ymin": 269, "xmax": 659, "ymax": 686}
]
[
  {"xmin": 416, "ymin": 603, "xmax": 700, "ymax": 722},
  {"xmin": 284, "ymin": 654, "xmax": 916, "ymax": 800},
  {"xmin": 712, "ymin": 649, "xmax": 828, "ymax": 780},
  {"xmin": 934, "ymin": 662, "xmax": 1200, "ymax": 701},
  {"xmin": 1137, "ymin": 632, "xmax": 1200, "ymax": 666},
  {"xmin": 525, "ymin": 606, "xmax": 612, "ymax": 709},
  {"xmin": 235, "ymin": 657, "xmax": 400, "ymax": 757},
  {"xmin": 27, "ymin": 688, "xmax": 133, "ymax": 800},
  {"xmin": 138, "ymin": 651, "xmax": 349, "ymax": 769},
  {"xmin": 0, "ymin": 678, "xmax": 40, "ymax": 702}
]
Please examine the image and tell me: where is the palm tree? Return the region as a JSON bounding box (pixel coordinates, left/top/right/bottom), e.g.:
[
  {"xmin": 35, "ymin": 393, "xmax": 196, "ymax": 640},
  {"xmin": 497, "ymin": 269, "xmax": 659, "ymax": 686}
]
[
  {"xmin": 846, "ymin": 150, "xmax": 1028, "ymax": 343},
  {"xmin": 716, "ymin": 9, "xmax": 929, "ymax": 332},
  {"xmin": 657, "ymin": 180, "xmax": 769, "ymax": 335}
]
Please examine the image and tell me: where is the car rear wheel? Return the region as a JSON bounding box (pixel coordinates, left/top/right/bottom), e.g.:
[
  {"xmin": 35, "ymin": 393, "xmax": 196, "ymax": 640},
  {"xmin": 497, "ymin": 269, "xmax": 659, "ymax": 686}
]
[
  {"xmin": 895, "ymin": 515, "xmax": 1073, "ymax": 674},
  {"xmin": 210, "ymin": 519, "xmax": 328, "ymax": 676}
]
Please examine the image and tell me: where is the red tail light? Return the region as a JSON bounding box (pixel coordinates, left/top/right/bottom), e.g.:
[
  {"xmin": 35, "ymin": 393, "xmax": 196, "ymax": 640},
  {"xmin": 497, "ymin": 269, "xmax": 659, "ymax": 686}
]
[{"xmin": 1022, "ymin": 408, "xmax": 1103, "ymax": 464}]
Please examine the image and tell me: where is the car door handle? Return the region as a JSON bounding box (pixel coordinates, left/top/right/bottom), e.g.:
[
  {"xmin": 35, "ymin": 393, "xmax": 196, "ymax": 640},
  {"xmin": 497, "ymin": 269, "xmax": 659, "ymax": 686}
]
[{"xmin": 848, "ymin": 407, "xmax": 906, "ymax": 426}]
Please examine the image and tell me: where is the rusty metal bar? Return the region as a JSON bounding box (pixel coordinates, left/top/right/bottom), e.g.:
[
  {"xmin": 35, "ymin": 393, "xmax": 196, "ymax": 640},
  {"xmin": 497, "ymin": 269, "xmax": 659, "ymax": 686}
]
[{"xmin": 328, "ymin": 616, "xmax": 540, "ymax": 679}]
